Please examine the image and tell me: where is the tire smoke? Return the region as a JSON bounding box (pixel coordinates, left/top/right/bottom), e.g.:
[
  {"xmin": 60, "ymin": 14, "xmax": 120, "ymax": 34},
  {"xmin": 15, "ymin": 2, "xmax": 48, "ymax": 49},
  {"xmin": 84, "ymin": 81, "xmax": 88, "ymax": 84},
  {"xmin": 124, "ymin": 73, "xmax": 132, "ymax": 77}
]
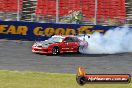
[{"xmin": 79, "ymin": 26, "xmax": 132, "ymax": 54}]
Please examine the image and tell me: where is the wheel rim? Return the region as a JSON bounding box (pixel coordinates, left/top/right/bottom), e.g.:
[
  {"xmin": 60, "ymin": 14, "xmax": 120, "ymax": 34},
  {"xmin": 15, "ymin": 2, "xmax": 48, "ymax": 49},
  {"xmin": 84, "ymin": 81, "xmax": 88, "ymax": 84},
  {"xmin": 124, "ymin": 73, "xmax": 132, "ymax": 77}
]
[{"xmin": 52, "ymin": 48, "xmax": 59, "ymax": 55}]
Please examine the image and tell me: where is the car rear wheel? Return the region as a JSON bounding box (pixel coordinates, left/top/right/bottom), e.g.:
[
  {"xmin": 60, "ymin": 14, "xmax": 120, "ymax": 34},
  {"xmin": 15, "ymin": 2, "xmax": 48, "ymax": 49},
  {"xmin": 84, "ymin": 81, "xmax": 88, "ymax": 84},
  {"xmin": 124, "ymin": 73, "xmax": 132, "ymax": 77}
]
[
  {"xmin": 77, "ymin": 46, "xmax": 80, "ymax": 53},
  {"xmin": 52, "ymin": 47, "xmax": 60, "ymax": 55}
]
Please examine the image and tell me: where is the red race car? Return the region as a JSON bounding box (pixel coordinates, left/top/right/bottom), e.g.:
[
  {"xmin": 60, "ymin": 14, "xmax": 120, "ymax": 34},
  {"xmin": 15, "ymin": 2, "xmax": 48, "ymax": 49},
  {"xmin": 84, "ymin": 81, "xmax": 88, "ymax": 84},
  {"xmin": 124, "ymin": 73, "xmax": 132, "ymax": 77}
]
[{"xmin": 32, "ymin": 35, "xmax": 88, "ymax": 55}]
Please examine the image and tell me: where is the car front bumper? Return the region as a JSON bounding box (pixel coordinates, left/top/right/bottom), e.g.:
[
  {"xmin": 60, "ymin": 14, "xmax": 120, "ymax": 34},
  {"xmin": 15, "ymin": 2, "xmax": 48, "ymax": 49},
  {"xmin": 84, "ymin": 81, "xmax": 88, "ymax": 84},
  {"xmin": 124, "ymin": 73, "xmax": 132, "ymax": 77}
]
[{"xmin": 32, "ymin": 46, "xmax": 52, "ymax": 54}]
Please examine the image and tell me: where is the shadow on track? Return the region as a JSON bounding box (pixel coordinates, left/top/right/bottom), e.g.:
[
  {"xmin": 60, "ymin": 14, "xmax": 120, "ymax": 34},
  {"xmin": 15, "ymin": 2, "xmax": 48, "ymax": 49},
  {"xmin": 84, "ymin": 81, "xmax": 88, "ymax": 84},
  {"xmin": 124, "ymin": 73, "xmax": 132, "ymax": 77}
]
[
  {"xmin": 58, "ymin": 52, "xmax": 127, "ymax": 57},
  {"xmin": 34, "ymin": 52, "xmax": 127, "ymax": 57},
  {"xmin": 59, "ymin": 53, "xmax": 109, "ymax": 57},
  {"xmin": 36, "ymin": 52, "xmax": 109, "ymax": 57}
]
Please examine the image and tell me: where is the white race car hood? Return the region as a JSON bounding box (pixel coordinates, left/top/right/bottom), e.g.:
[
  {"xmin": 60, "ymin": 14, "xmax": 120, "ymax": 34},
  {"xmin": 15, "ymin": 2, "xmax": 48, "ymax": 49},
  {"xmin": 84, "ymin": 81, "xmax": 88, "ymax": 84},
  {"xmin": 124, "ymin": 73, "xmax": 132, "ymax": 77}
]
[{"xmin": 34, "ymin": 40, "xmax": 55, "ymax": 47}]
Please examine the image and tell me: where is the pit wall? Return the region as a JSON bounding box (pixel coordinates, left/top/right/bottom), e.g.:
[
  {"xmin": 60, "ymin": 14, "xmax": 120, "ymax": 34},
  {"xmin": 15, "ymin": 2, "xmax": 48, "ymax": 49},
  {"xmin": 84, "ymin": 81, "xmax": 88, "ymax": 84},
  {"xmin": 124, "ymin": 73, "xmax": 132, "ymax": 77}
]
[{"xmin": 0, "ymin": 21, "xmax": 118, "ymax": 41}]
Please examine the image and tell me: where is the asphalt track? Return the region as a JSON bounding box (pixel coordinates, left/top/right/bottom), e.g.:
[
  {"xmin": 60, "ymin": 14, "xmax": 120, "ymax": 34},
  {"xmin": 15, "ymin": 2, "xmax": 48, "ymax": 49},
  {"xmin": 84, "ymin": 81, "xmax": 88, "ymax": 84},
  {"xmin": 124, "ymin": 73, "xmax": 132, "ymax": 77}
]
[{"xmin": 0, "ymin": 39, "xmax": 132, "ymax": 75}]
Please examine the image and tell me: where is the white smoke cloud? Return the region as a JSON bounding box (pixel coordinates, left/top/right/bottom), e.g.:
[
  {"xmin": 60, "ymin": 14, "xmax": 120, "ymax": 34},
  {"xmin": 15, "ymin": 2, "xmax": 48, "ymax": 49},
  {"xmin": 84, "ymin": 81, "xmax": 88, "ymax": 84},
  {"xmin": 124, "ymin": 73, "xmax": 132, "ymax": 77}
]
[{"xmin": 79, "ymin": 26, "xmax": 132, "ymax": 54}]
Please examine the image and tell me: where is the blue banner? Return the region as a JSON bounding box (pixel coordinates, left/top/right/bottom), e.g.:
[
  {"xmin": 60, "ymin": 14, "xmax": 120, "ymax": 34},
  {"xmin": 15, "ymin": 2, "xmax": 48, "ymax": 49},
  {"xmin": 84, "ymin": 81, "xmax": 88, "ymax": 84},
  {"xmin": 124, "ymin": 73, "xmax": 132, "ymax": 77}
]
[{"xmin": 0, "ymin": 21, "xmax": 118, "ymax": 41}]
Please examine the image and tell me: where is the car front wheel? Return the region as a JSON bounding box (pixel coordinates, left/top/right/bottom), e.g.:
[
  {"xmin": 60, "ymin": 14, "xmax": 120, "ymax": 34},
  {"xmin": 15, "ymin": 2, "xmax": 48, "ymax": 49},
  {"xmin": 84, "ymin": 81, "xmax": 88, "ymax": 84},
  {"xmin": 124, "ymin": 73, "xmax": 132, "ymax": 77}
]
[{"xmin": 52, "ymin": 47, "xmax": 60, "ymax": 55}]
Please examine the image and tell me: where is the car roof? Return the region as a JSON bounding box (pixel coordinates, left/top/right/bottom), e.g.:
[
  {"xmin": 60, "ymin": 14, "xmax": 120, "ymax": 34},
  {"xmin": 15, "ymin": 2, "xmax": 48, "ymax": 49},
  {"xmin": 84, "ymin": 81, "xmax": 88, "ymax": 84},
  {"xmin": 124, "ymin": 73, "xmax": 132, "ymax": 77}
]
[{"xmin": 52, "ymin": 35, "xmax": 76, "ymax": 38}]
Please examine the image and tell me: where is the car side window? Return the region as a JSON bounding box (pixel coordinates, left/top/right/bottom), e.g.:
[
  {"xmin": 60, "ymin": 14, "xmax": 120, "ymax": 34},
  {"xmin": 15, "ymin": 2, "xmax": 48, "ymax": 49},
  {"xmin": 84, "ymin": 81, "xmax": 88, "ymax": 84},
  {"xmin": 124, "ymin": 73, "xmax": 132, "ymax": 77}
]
[
  {"xmin": 72, "ymin": 37, "xmax": 80, "ymax": 42},
  {"xmin": 64, "ymin": 38, "xmax": 73, "ymax": 42}
]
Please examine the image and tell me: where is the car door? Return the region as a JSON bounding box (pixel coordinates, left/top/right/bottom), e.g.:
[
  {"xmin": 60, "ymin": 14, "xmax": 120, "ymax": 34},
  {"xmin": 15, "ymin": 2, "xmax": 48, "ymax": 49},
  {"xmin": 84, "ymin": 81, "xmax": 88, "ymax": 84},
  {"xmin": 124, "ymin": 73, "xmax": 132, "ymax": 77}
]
[
  {"xmin": 61, "ymin": 37, "xmax": 73, "ymax": 52},
  {"xmin": 70, "ymin": 37, "xmax": 80, "ymax": 51},
  {"xmin": 66, "ymin": 37, "xmax": 74, "ymax": 51},
  {"xmin": 60, "ymin": 37, "xmax": 70, "ymax": 52}
]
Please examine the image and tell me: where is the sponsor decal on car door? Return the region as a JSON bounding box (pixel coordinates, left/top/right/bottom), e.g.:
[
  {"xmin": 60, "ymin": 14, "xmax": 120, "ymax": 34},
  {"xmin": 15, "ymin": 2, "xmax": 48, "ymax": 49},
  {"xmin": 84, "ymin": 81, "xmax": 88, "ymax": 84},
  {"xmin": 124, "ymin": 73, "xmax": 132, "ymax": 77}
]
[{"xmin": 61, "ymin": 41, "xmax": 69, "ymax": 52}]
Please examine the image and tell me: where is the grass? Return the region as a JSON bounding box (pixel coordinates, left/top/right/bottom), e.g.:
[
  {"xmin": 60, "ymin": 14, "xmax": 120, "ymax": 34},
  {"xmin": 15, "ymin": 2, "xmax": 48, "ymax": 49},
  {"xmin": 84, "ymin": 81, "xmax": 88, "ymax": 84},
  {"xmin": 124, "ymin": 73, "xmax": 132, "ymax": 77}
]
[{"xmin": 0, "ymin": 70, "xmax": 131, "ymax": 88}]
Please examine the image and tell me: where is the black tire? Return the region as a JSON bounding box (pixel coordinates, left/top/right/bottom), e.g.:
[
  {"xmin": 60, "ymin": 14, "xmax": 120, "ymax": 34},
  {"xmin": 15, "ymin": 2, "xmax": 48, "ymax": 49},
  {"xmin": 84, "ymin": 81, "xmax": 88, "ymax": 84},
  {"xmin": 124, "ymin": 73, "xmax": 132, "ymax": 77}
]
[
  {"xmin": 76, "ymin": 76, "xmax": 87, "ymax": 86},
  {"xmin": 52, "ymin": 47, "xmax": 60, "ymax": 55},
  {"xmin": 77, "ymin": 46, "xmax": 80, "ymax": 53}
]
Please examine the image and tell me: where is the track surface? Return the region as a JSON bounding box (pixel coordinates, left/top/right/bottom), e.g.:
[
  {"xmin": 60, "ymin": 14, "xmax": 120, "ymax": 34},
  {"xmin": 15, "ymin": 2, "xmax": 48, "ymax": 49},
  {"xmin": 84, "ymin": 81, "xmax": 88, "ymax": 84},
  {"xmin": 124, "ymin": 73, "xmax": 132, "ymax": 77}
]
[{"xmin": 0, "ymin": 40, "xmax": 132, "ymax": 74}]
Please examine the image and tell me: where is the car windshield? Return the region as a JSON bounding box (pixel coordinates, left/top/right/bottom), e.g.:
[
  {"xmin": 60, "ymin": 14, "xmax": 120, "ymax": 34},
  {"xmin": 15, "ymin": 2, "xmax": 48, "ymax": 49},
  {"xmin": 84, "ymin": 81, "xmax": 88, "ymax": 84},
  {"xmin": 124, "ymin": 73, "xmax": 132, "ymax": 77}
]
[{"xmin": 48, "ymin": 36, "xmax": 64, "ymax": 42}]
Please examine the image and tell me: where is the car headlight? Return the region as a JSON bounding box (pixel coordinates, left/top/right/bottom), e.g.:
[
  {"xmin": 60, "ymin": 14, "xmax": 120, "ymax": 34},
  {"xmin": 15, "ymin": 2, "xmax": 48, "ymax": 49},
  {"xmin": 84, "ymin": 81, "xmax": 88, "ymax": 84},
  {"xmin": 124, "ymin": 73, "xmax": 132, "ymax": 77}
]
[
  {"xmin": 33, "ymin": 42, "xmax": 43, "ymax": 47},
  {"xmin": 33, "ymin": 43, "xmax": 37, "ymax": 46},
  {"xmin": 42, "ymin": 44, "xmax": 49, "ymax": 48}
]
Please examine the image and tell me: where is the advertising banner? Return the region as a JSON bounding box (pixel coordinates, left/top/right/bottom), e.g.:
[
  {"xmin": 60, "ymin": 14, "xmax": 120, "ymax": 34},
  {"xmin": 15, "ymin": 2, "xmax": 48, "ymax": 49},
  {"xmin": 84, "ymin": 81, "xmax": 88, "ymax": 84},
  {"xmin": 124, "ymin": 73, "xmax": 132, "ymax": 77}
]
[{"xmin": 0, "ymin": 21, "xmax": 117, "ymax": 40}]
